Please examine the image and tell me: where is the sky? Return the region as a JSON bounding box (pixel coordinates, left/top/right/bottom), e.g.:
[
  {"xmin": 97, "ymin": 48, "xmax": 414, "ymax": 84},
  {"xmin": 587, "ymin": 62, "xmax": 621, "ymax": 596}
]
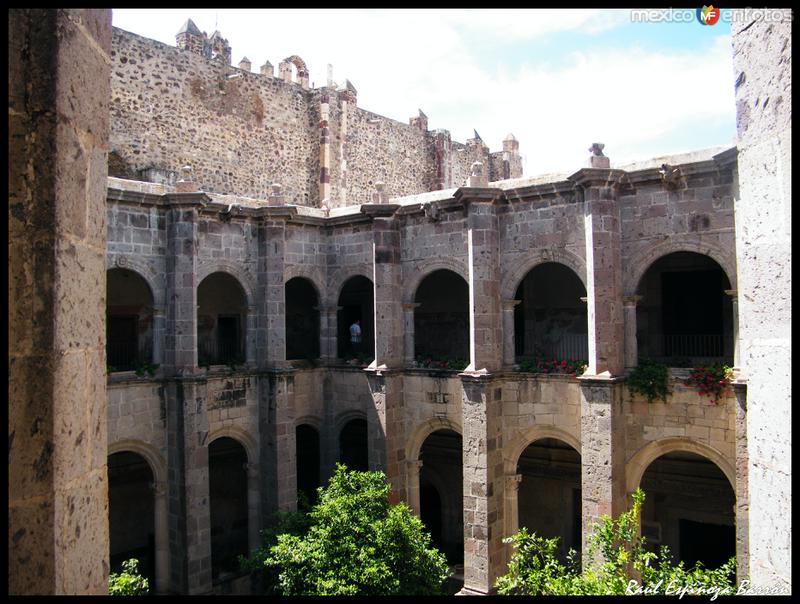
[{"xmin": 112, "ymin": 8, "xmax": 738, "ymax": 177}]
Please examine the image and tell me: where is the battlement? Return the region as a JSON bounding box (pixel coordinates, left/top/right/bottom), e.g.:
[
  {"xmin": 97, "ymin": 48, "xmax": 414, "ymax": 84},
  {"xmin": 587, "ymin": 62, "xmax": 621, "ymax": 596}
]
[{"xmin": 109, "ymin": 20, "xmax": 523, "ymax": 208}]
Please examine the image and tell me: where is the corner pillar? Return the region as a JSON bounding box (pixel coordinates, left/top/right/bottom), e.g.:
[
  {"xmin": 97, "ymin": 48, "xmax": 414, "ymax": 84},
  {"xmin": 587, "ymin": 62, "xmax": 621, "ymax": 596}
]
[
  {"xmin": 623, "ymin": 295, "xmax": 642, "ymax": 369},
  {"xmin": 502, "ymin": 300, "xmax": 521, "ymax": 368}
]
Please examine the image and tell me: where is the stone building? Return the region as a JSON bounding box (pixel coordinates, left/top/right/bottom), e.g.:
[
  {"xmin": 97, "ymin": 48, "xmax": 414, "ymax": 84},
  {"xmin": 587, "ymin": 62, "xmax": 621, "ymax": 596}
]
[{"xmin": 8, "ymin": 9, "xmax": 791, "ymax": 595}]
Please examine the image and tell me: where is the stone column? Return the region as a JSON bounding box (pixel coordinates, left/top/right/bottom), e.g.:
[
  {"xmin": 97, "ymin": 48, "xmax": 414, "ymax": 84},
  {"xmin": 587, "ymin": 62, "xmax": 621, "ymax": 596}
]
[
  {"xmin": 362, "ymin": 204, "xmax": 404, "ymax": 369},
  {"xmin": 623, "ymin": 295, "xmax": 642, "ymax": 369},
  {"xmin": 503, "ymin": 474, "xmax": 522, "ymax": 567},
  {"xmin": 568, "ymin": 168, "xmax": 625, "ymax": 377},
  {"xmin": 362, "ymin": 204, "xmax": 406, "ymax": 498},
  {"xmin": 245, "ymin": 463, "xmax": 262, "ymax": 552},
  {"xmin": 402, "ymin": 303, "xmax": 419, "ymax": 365},
  {"xmin": 406, "ymin": 460, "xmax": 423, "ymax": 516},
  {"xmin": 724, "ymin": 289, "xmax": 739, "ymax": 368},
  {"xmin": 733, "ymin": 382, "xmax": 749, "ymax": 586},
  {"xmin": 9, "ymin": 10, "xmax": 112, "ymax": 594},
  {"xmin": 502, "ymin": 300, "xmax": 521, "ymax": 368},
  {"xmin": 454, "ymin": 188, "xmax": 505, "ymax": 374},
  {"xmin": 246, "ymin": 305, "xmax": 257, "ymax": 367},
  {"xmin": 274, "ymin": 373, "xmax": 297, "ymax": 512},
  {"xmin": 319, "ymin": 305, "xmax": 340, "ymax": 362},
  {"xmin": 578, "ymin": 376, "xmax": 627, "ymax": 569},
  {"xmin": 458, "ymin": 377, "xmax": 505, "ymax": 595},
  {"xmin": 260, "ymin": 208, "xmax": 296, "ymax": 368},
  {"xmin": 152, "ymin": 481, "xmax": 169, "ymax": 594},
  {"xmin": 152, "ymin": 307, "xmax": 166, "ymax": 366}
]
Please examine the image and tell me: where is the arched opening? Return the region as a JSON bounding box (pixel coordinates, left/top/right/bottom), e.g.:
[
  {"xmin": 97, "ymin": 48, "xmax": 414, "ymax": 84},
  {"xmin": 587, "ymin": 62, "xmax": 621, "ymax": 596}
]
[
  {"xmin": 338, "ymin": 418, "xmax": 368, "ymax": 472},
  {"xmin": 108, "ymin": 451, "xmax": 155, "ymax": 588},
  {"xmin": 420, "ymin": 429, "xmax": 463, "ymax": 565},
  {"xmin": 636, "ymin": 252, "xmax": 733, "ymax": 367},
  {"xmin": 208, "ymin": 437, "xmax": 249, "ymax": 581},
  {"xmin": 517, "ymin": 438, "xmax": 582, "ymax": 561},
  {"xmin": 337, "ymin": 275, "xmax": 375, "ymax": 361},
  {"xmin": 639, "ymin": 451, "xmax": 736, "ymax": 570},
  {"xmin": 514, "ymin": 263, "xmax": 587, "ymax": 362},
  {"xmin": 197, "ymin": 272, "xmax": 247, "ymax": 366},
  {"xmin": 414, "ymin": 270, "xmax": 469, "ymax": 364},
  {"xmin": 285, "ymin": 277, "xmax": 320, "ymax": 361},
  {"xmin": 107, "ymin": 268, "xmax": 154, "ymax": 371},
  {"xmin": 296, "ymin": 424, "xmax": 321, "ymax": 505}
]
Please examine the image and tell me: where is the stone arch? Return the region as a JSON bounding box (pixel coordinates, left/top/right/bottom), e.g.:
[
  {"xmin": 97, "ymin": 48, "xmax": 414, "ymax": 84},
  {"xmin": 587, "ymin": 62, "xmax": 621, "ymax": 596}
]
[
  {"xmin": 504, "ymin": 425, "xmax": 581, "ymax": 475},
  {"xmin": 284, "ymin": 266, "xmax": 325, "ymax": 302},
  {"xmin": 207, "ymin": 425, "xmax": 258, "ymax": 465},
  {"xmin": 625, "ymin": 238, "xmax": 737, "ymax": 296},
  {"xmin": 108, "ymin": 255, "xmax": 165, "ymax": 308},
  {"xmin": 197, "ymin": 261, "xmax": 257, "ymax": 307},
  {"xmin": 404, "ymin": 258, "xmax": 468, "ymax": 304},
  {"xmin": 327, "ymin": 264, "xmax": 373, "ymax": 307},
  {"xmin": 502, "ymin": 249, "xmax": 587, "ymax": 300},
  {"xmin": 282, "ymin": 54, "xmax": 308, "ymax": 78},
  {"xmin": 405, "ymin": 416, "xmax": 464, "ymax": 462},
  {"xmin": 295, "ymin": 415, "xmax": 323, "ymax": 431},
  {"xmin": 626, "ymin": 438, "xmax": 735, "ymax": 495},
  {"xmin": 334, "ymin": 409, "xmax": 367, "ymax": 436},
  {"xmin": 108, "ymin": 439, "xmax": 167, "ymax": 485}
]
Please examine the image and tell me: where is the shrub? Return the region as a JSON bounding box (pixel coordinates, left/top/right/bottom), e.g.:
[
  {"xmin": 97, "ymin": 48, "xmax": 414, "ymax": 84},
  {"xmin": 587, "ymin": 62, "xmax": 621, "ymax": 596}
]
[
  {"xmin": 108, "ymin": 558, "xmax": 149, "ymax": 596},
  {"xmin": 264, "ymin": 465, "xmax": 450, "ymax": 595},
  {"xmin": 518, "ymin": 357, "xmax": 588, "ymax": 377},
  {"xmin": 495, "ymin": 489, "xmax": 736, "ymax": 596},
  {"xmin": 627, "ymin": 359, "xmax": 670, "ymax": 404}
]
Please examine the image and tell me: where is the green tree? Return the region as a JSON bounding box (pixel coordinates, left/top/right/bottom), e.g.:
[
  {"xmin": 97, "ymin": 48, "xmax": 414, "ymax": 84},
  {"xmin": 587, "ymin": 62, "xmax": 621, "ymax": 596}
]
[
  {"xmin": 265, "ymin": 464, "xmax": 451, "ymax": 595},
  {"xmin": 496, "ymin": 489, "xmax": 736, "ymax": 596},
  {"xmin": 108, "ymin": 558, "xmax": 150, "ymax": 596}
]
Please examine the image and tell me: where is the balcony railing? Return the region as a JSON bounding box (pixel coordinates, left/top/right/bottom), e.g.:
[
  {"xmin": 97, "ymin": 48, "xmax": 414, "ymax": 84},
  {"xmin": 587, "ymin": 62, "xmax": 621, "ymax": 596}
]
[
  {"xmin": 639, "ymin": 334, "xmax": 733, "ymax": 366},
  {"xmin": 524, "ymin": 334, "xmax": 589, "ymax": 361},
  {"xmin": 198, "ymin": 338, "xmax": 243, "ymax": 366}
]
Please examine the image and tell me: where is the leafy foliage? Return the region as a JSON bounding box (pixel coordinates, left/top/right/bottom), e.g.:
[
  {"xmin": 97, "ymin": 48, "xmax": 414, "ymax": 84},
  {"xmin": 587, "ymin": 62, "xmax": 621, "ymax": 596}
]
[
  {"xmin": 108, "ymin": 558, "xmax": 149, "ymax": 596},
  {"xmin": 495, "ymin": 489, "xmax": 736, "ymax": 596},
  {"xmin": 264, "ymin": 465, "xmax": 450, "ymax": 595},
  {"xmin": 685, "ymin": 364, "xmax": 734, "ymax": 404},
  {"xmin": 134, "ymin": 361, "xmax": 160, "ymax": 377},
  {"xmin": 627, "ymin": 359, "xmax": 670, "ymax": 404},
  {"xmin": 518, "ymin": 357, "xmax": 588, "ymax": 377}
]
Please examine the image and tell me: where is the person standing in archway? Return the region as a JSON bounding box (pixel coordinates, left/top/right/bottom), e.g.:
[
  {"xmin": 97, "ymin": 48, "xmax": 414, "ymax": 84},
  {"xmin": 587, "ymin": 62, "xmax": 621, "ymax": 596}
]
[{"xmin": 349, "ymin": 319, "xmax": 362, "ymax": 357}]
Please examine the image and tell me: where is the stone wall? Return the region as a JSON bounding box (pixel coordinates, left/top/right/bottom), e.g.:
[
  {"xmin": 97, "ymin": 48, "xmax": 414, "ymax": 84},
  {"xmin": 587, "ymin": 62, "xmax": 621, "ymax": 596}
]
[{"xmin": 731, "ymin": 10, "xmax": 792, "ymax": 593}]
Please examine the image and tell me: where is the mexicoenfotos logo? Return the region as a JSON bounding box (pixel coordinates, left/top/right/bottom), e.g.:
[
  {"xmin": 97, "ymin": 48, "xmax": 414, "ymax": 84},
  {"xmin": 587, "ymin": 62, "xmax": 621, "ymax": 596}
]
[{"xmin": 697, "ymin": 5, "xmax": 721, "ymax": 25}]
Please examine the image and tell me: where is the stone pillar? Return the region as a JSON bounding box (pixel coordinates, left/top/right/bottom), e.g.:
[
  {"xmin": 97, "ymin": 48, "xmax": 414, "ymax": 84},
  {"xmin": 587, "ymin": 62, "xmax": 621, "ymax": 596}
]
[
  {"xmin": 402, "ymin": 303, "xmax": 419, "ymax": 365},
  {"xmin": 362, "ymin": 204, "xmax": 403, "ymax": 369},
  {"xmin": 365, "ymin": 371, "xmax": 406, "ymax": 499},
  {"xmin": 261, "ymin": 208, "xmax": 296, "ymax": 367},
  {"xmin": 724, "ymin": 289, "xmax": 739, "ymax": 368},
  {"xmin": 261, "ymin": 373, "xmax": 297, "ymax": 514},
  {"xmin": 733, "ymin": 382, "xmax": 749, "ymax": 586},
  {"xmin": 406, "ymin": 460, "xmax": 423, "ymax": 516},
  {"xmin": 503, "ymin": 474, "xmax": 522, "ymax": 566},
  {"xmin": 8, "ymin": 8, "xmax": 111, "ymax": 595},
  {"xmin": 152, "ymin": 307, "xmax": 166, "ymax": 366},
  {"xmin": 502, "ymin": 300, "xmax": 521, "ymax": 368},
  {"xmin": 455, "ymin": 188, "xmax": 504, "ymax": 374},
  {"xmin": 165, "ymin": 378, "xmax": 212, "ymax": 594},
  {"xmin": 319, "ymin": 305, "xmax": 339, "ymax": 362},
  {"xmin": 152, "ymin": 481, "xmax": 169, "ymax": 594},
  {"xmin": 578, "ymin": 376, "xmax": 627, "ymax": 569},
  {"xmin": 246, "ymin": 305, "xmax": 258, "ymax": 367},
  {"xmin": 568, "ymin": 168, "xmax": 625, "ymax": 377},
  {"xmin": 245, "ymin": 463, "xmax": 261, "ymax": 552},
  {"xmin": 459, "ymin": 377, "xmax": 506, "ymax": 595},
  {"xmin": 622, "ymin": 295, "xmax": 642, "ymax": 369},
  {"xmin": 732, "ymin": 13, "xmax": 791, "ymax": 591}
]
